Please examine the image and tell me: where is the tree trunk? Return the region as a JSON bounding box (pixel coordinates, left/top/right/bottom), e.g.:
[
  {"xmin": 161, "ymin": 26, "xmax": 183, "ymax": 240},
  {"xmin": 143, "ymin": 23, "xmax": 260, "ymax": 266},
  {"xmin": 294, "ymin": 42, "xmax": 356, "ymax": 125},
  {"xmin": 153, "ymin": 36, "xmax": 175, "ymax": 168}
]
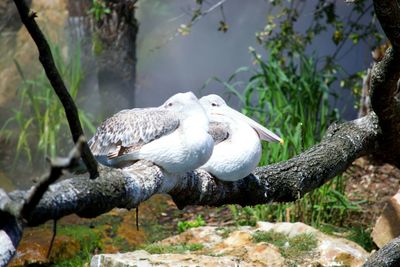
[{"xmin": 93, "ymin": 0, "xmax": 138, "ymax": 114}]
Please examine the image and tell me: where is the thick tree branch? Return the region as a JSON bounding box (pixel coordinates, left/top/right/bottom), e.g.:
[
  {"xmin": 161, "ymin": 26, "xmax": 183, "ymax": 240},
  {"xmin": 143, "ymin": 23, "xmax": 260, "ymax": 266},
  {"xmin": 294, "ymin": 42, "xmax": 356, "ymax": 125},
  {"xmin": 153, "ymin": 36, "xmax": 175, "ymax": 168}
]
[
  {"xmin": 12, "ymin": 0, "xmax": 99, "ymax": 178},
  {"xmin": 0, "ymin": 139, "xmax": 84, "ymax": 265},
  {"xmin": 0, "ymin": 214, "xmax": 22, "ymax": 267},
  {"xmin": 359, "ymin": 1, "xmax": 400, "ymax": 265},
  {"xmin": 20, "ymin": 137, "xmax": 84, "ymax": 219},
  {"xmin": 3, "ymin": 114, "xmax": 375, "ymax": 227},
  {"xmin": 363, "ymin": 235, "xmax": 400, "ymax": 267},
  {"xmin": 370, "ymin": 0, "xmax": 400, "ymax": 167},
  {"xmin": 373, "ymin": 0, "xmax": 400, "ymax": 50}
]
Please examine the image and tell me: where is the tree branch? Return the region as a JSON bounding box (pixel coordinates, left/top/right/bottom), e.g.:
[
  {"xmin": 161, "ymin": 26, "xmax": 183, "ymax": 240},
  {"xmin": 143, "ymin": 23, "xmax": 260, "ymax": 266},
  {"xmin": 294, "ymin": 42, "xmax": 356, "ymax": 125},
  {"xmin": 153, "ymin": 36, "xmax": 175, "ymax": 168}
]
[
  {"xmin": 362, "ymin": 235, "xmax": 400, "ymax": 267},
  {"xmin": 20, "ymin": 137, "xmax": 84, "ymax": 219},
  {"xmin": 370, "ymin": 0, "xmax": 400, "ymax": 167},
  {"xmin": 12, "ymin": 0, "xmax": 99, "ymax": 179},
  {"xmin": 0, "ymin": 139, "xmax": 84, "ymax": 265},
  {"xmin": 2, "ymin": 114, "xmax": 375, "ymax": 227},
  {"xmin": 358, "ymin": 1, "xmax": 400, "ymax": 265},
  {"xmin": 0, "ymin": 213, "xmax": 22, "ymax": 267}
]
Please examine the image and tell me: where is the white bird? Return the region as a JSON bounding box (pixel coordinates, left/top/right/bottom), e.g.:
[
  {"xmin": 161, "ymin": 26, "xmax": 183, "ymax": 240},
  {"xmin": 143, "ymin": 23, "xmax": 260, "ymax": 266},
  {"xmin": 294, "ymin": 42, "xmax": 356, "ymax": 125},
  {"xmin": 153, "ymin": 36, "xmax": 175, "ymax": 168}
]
[
  {"xmin": 88, "ymin": 92, "xmax": 214, "ymax": 174},
  {"xmin": 199, "ymin": 94, "xmax": 283, "ymax": 181}
]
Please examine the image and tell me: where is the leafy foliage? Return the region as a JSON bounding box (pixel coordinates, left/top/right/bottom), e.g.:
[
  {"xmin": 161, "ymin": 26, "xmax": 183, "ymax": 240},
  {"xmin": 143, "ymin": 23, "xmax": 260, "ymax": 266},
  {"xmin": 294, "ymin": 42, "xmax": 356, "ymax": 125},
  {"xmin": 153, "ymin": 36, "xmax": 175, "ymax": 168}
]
[
  {"xmin": 88, "ymin": 0, "xmax": 111, "ymax": 22},
  {"xmin": 177, "ymin": 215, "xmax": 206, "ymax": 233},
  {"xmin": 209, "ymin": 41, "xmax": 363, "ymax": 233},
  {"xmin": 201, "ymin": 0, "xmax": 380, "ymax": 238},
  {"xmin": 256, "ymin": 0, "xmax": 383, "ymax": 96}
]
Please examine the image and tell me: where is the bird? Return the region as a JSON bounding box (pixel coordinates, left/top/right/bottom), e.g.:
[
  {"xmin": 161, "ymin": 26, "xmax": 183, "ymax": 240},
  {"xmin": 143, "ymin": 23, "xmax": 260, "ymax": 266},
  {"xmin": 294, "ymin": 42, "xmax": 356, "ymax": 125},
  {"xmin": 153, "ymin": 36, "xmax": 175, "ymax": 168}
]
[
  {"xmin": 88, "ymin": 92, "xmax": 214, "ymax": 174},
  {"xmin": 199, "ymin": 94, "xmax": 283, "ymax": 181}
]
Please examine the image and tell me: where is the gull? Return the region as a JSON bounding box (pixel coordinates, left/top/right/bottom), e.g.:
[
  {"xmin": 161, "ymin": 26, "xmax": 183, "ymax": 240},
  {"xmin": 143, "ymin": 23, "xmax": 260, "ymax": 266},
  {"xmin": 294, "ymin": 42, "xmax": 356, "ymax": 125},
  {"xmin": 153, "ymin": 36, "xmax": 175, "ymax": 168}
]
[
  {"xmin": 199, "ymin": 94, "xmax": 283, "ymax": 181},
  {"xmin": 88, "ymin": 92, "xmax": 214, "ymax": 173}
]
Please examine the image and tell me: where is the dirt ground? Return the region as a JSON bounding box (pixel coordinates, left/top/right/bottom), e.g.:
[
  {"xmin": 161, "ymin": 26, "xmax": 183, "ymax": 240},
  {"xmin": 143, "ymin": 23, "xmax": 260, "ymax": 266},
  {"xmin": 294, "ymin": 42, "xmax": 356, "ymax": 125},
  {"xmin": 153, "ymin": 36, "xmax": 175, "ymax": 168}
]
[{"xmin": 344, "ymin": 158, "xmax": 400, "ymax": 228}]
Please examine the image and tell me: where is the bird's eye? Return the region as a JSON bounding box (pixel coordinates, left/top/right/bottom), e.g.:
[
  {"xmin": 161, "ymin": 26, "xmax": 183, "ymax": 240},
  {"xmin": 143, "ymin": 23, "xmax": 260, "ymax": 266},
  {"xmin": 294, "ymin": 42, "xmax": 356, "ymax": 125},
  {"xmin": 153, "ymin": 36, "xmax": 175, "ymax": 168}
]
[
  {"xmin": 167, "ymin": 102, "xmax": 173, "ymax": 107},
  {"xmin": 211, "ymin": 102, "xmax": 218, "ymax": 107}
]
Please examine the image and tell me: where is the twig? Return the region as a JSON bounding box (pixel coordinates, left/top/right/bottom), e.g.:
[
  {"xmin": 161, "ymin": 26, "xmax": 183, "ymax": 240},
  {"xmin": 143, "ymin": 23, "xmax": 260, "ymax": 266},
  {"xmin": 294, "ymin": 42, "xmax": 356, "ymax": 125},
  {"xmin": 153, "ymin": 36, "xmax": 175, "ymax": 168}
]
[
  {"xmin": 46, "ymin": 219, "xmax": 57, "ymax": 259},
  {"xmin": 21, "ymin": 136, "xmax": 85, "ymax": 219},
  {"xmin": 12, "ymin": 0, "xmax": 98, "ymax": 179},
  {"xmin": 0, "ymin": 138, "xmax": 89, "ymax": 266},
  {"xmin": 136, "ymin": 206, "xmax": 139, "ymax": 231}
]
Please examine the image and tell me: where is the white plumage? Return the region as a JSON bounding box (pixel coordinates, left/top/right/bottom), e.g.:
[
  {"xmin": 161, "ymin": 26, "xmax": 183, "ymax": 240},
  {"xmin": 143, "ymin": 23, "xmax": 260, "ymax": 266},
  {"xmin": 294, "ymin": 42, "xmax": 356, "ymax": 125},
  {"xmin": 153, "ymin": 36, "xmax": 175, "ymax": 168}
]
[
  {"xmin": 199, "ymin": 94, "xmax": 283, "ymax": 181},
  {"xmin": 89, "ymin": 92, "xmax": 214, "ymax": 174}
]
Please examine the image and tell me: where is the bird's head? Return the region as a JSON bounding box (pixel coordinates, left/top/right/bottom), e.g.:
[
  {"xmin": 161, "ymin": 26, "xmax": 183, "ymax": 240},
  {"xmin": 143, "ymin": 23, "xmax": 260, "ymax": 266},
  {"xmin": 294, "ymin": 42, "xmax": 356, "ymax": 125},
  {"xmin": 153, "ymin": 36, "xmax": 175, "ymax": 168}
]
[
  {"xmin": 199, "ymin": 94, "xmax": 228, "ymax": 116},
  {"xmin": 162, "ymin": 91, "xmax": 208, "ymax": 120}
]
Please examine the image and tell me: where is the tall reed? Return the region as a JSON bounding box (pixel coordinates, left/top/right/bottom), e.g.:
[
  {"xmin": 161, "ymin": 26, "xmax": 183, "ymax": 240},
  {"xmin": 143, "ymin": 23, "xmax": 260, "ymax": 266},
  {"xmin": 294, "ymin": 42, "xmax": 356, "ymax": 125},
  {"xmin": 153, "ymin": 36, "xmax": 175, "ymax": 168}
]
[
  {"xmin": 1, "ymin": 43, "xmax": 96, "ymax": 165},
  {"xmin": 213, "ymin": 48, "xmax": 362, "ymax": 228}
]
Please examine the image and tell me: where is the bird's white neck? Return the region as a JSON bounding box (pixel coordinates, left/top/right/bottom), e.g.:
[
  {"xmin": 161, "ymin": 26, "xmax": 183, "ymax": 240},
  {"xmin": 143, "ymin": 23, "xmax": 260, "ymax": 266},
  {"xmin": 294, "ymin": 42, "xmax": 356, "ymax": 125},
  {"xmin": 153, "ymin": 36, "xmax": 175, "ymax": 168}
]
[{"xmin": 181, "ymin": 107, "xmax": 210, "ymax": 132}]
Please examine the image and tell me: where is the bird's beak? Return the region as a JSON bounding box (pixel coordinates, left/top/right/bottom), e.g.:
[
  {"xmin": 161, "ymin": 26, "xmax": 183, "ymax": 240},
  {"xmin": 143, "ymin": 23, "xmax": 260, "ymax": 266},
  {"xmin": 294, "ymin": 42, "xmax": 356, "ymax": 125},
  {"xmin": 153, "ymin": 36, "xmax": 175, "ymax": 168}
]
[{"xmin": 220, "ymin": 106, "xmax": 284, "ymax": 144}]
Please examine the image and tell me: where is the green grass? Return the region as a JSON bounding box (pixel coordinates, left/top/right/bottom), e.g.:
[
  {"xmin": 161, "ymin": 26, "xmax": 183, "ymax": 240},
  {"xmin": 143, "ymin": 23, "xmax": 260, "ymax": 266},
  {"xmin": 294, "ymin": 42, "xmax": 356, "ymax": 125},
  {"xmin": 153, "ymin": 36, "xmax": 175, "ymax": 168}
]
[
  {"xmin": 142, "ymin": 243, "xmax": 204, "ymax": 254},
  {"xmin": 177, "ymin": 215, "xmax": 206, "ymax": 233},
  {"xmin": 252, "ymin": 230, "xmax": 318, "ymax": 264},
  {"xmin": 207, "ymin": 47, "xmax": 364, "ymax": 230},
  {"xmin": 1, "ymin": 41, "xmax": 96, "ymax": 166},
  {"xmin": 319, "ymin": 224, "xmax": 375, "ymax": 252},
  {"xmin": 52, "ymin": 225, "xmax": 102, "ymax": 267},
  {"xmin": 345, "ymin": 227, "xmax": 375, "ymax": 252}
]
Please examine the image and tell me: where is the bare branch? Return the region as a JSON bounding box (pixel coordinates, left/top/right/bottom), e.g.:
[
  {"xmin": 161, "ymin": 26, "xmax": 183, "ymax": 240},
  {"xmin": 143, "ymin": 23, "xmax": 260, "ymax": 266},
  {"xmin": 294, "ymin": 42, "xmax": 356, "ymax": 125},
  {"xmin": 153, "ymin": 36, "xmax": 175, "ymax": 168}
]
[
  {"xmin": 12, "ymin": 0, "xmax": 99, "ymax": 178},
  {"xmin": 0, "ymin": 139, "xmax": 87, "ymax": 266},
  {"xmin": 20, "ymin": 137, "xmax": 84, "ymax": 219}
]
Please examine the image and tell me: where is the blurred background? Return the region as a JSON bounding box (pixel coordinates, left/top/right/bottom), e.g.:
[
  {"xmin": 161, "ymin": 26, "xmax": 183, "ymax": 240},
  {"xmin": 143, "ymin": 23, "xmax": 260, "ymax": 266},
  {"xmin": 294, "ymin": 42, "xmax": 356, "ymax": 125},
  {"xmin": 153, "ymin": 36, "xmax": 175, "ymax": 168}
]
[{"xmin": 1, "ymin": 1, "xmax": 396, "ymax": 266}]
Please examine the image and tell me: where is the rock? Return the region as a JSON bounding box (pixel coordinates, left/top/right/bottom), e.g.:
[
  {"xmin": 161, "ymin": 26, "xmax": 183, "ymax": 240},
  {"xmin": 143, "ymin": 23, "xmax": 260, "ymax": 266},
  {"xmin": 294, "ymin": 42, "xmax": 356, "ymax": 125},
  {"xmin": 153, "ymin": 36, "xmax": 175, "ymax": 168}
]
[
  {"xmin": 318, "ymin": 238, "xmax": 368, "ymax": 267},
  {"xmin": 91, "ymin": 250, "xmax": 247, "ymax": 267},
  {"xmin": 256, "ymin": 221, "xmax": 319, "ymax": 237},
  {"xmin": 246, "ymin": 242, "xmax": 285, "ymax": 267},
  {"xmin": 257, "ymin": 221, "xmax": 369, "ymax": 267},
  {"xmin": 0, "ymin": 0, "xmax": 68, "ymax": 108},
  {"xmin": 0, "ymin": 0, "xmax": 28, "ymax": 33},
  {"xmin": 372, "ymin": 190, "xmax": 400, "ymax": 248},
  {"xmin": 92, "ymin": 222, "xmax": 369, "ymax": 267},
  {"xmin": 161, "ymin": 226, "xmax": 223, "ymax": 248}
]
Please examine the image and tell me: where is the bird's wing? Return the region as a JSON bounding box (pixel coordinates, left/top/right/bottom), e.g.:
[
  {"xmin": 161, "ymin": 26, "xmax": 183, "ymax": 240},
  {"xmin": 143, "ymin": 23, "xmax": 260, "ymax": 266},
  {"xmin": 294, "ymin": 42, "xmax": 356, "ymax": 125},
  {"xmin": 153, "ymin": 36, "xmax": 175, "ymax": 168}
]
[
  {"xmin": 88, "ymin": 108, "xmax": 180, "ymax": 159},
  {"xmin": 208, "ymin": 121, "xmax": 230, "ymax": 145}
]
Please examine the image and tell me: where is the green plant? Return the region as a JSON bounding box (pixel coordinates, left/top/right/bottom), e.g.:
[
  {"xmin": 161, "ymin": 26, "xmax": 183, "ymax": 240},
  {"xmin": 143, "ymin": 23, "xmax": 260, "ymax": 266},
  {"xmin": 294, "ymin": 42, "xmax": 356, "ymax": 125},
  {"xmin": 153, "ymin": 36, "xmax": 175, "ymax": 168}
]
[
  {"xmin": 345, "ymin": 226, "xmax": 375, "ymax": 252},
  {"xmin": 256, "ymin": 0, "xmax": 383, "ymax": 95},
  {"xmin": 1, "ymin": 42, "xmax": 96, "ymax": 165},
  {"xmin": 252, "ymin": 230, "xmax": 318, "ymax": 263},
  {"xmin": 208, "ymin": 43, "xmax": 364, "ymax": 229},
  {"xmin": 53, "ymin": 225, "xmax": 102, "ymax": 266},
  {"xmin": 177, "ymin": 215, "xmax": 206, "ymax": 233},
  {"xmin": 143, "ymin": 243, "xmax": 204, "ymax": 254},
  {"xmin": 88, "ymin": 0, "xmax": 111, "ymax": 22}
]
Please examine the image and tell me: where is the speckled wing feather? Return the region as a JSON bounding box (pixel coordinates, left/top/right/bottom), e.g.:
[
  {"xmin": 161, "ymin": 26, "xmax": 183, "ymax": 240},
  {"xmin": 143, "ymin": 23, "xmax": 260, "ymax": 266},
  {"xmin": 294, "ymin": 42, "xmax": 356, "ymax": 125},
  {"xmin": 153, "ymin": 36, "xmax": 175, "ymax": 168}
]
[
  {"xmin": 88, "ymin": 108, "xmax": 179, "ymax": 159},
  {"xmin": 208, "ymin": 121, "xmax": 230, "ymax": 145}
]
